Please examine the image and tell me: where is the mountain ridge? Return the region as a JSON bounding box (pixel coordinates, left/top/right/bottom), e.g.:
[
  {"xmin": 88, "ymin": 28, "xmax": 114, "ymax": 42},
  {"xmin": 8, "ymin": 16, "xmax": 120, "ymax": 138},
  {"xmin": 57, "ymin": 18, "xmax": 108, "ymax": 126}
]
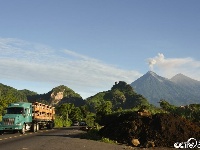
[
  {"xmin": 131, "ymin": 71, "xmax": 200, "ymax": 106},
  {"xmin": 1, "ymin": 71, "xmax": 200, "ymax": 108}
]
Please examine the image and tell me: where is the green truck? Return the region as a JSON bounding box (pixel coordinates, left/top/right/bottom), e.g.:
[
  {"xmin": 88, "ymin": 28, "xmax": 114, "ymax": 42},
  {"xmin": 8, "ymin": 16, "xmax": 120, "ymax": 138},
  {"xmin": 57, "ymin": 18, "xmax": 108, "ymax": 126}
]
[{"xmin": 0, "ymin": 102, "xmax": 55, "ymax": 135}]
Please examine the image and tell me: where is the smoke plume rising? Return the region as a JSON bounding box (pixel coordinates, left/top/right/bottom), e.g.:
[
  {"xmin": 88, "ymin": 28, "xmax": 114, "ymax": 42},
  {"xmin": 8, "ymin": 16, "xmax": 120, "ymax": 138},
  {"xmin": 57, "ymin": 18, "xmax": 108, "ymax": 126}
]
[{"xmin": 148, "ymin": 53, "xmax": 164, "ymax": 70}]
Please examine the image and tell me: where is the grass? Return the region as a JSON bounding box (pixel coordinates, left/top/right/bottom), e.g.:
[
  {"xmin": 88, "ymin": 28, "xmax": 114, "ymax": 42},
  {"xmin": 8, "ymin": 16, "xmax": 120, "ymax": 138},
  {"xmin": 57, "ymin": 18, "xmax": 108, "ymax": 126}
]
[{"xmin": 100, "ymin": 137, "xmax": 118, "ymax": 144}]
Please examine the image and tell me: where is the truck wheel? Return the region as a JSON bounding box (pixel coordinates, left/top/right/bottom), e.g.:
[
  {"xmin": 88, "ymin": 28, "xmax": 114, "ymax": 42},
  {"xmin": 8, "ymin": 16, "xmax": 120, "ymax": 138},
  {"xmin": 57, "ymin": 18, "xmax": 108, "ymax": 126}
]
[
  {"xmin": 0, "ymin": 131, "xmax": 4, "ymax": 135},
  {"xmin": 36, "ymin": 123, "xmax": 39, "ymax": 131},
  {"xmin": 32, "ymin": 123, "xmax": 37, "ymax": 132},
  {"xmin": 20, "ymin": 124, "xmax": 26, "ymax": 134},
  {"xmin": 47, "ymin": 124, "xmax": 50, "ymax": 129},
  {"xmin": 47, "ymin": 122, "xmax": 53, "ymax": 129},
  {"xmin": 50, "ymin": 122, "xmax": 54, "ymax": 129}
]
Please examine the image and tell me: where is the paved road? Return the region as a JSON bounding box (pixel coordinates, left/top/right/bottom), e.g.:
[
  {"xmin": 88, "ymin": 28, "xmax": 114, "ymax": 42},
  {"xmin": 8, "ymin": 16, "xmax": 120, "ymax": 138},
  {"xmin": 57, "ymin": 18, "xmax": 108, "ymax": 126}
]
[
  {"xmin": 0, "ymin": 127, "xmax": 175, "ymax": 150},
  {"xmin": 0, "ymin": 127, "xmax": 131, "ymax": 150}
]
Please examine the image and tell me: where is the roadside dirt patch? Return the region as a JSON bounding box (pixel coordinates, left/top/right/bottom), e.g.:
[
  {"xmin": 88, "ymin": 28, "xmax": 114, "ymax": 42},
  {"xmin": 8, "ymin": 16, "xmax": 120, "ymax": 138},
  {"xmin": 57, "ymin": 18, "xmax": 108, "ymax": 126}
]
[{"xmin": 99, "ymin": 112, "xmax": 200, "ymax": 147}]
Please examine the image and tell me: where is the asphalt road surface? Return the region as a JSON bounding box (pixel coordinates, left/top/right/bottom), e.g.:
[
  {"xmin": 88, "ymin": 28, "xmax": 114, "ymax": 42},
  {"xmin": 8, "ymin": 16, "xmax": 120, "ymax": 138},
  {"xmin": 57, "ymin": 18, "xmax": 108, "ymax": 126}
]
[
  {"xmin": 0, "ymin": 127, "xmax": 128, "ymax": 150},
  {"xmin": 0, "ymin": 127, "xmax": 175, "ymax": 150}
]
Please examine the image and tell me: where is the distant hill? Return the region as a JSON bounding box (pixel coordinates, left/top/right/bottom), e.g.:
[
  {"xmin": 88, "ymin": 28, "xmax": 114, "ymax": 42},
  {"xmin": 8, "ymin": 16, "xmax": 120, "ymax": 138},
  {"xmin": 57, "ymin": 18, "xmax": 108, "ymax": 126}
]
[
  {"xmin": 0, "ymin": 83, "xmax": 85, "ymax": 115},
  {"xmin": 26, "ymin": 85, "xmax": 85, "ymax": 107},
  {"xmin": 171, "ymin": 73, "xmax": 200, "ymax": 95},
  {"xmin": 19, "ymin": 89, "xmax": 38, "ymax": 97},
  {"xmin": 131, "ymin": 71, "xmax": 200, "ymax": 106},
  {"xmin": 0, "ymin": 83, "xmax": 28, "ymax": 102},
  {"xmin": 86, "ymin": 81, "xmax": 150, "ymax": 112},
  {"xmin": 0, "ymin": 83, "xmax": 27, "ymax": 114}
]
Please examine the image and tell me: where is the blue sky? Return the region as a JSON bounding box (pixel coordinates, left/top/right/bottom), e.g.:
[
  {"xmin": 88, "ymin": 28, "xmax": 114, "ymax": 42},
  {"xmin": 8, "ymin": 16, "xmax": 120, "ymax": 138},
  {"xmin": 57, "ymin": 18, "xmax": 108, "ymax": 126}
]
[{"xmin": 0, "ymin": 0, "xmax": 200, "ymax": 98}]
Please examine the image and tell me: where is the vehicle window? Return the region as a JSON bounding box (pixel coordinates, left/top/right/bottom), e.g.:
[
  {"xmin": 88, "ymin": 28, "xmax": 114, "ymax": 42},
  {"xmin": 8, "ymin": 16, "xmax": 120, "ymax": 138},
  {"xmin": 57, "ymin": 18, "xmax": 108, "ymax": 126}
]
[{"xmin": 7, "ymin": 107, "xmax": 24, "ymax": 114}]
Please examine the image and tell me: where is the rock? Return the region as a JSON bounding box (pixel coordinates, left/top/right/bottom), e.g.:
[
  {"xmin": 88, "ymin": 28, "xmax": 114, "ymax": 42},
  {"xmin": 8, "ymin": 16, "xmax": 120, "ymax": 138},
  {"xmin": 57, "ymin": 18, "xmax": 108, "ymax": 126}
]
[
  {"xmin": 50, "ymin": 91, "xmax": 64, "ymax": 105},
  {"xmin": 131, "ymin": 139, "xmax": 140, "ymax": 147}
]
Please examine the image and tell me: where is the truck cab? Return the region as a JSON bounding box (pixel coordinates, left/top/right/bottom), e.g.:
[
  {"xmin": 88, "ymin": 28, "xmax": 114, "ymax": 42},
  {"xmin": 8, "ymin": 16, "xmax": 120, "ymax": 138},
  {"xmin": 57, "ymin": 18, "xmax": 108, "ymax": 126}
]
[{"xmin": 0, "ymin": 102, "xmax": 32, "ymax": 134}]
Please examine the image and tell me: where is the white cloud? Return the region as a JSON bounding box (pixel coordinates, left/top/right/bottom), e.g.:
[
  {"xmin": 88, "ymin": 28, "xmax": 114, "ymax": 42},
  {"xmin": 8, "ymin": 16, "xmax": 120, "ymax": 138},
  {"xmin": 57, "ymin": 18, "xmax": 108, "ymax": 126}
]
[
  {"xmin": 0, "ymin": 38, "xmax": 141, "ymax": 98},
  {"xmin": 148, "ymin": 53, "xmax": 200, "ymax": 80}
]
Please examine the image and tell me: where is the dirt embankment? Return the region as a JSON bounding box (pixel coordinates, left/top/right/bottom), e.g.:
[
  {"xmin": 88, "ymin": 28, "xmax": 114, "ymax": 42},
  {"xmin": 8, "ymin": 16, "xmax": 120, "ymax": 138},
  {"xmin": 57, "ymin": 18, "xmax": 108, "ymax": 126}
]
[{"xmin": 99, "ymin": 111, "xmax": 200, "ymax": 148}]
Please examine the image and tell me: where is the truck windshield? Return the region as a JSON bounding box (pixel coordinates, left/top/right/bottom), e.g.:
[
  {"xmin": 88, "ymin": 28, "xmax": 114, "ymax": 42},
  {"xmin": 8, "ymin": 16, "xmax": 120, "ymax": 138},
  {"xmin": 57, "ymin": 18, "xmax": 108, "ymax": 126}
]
[{"xmin": 7, "ymin": 107, "xmax": 24, "ymax": 114}]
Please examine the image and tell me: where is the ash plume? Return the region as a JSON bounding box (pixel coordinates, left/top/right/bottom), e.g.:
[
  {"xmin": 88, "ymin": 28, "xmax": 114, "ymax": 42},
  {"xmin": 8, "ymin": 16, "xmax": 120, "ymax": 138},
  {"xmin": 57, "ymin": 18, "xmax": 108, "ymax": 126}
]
[{"xmin": 147, "ymin": 53, "xmax": 164, "ymax": 71}]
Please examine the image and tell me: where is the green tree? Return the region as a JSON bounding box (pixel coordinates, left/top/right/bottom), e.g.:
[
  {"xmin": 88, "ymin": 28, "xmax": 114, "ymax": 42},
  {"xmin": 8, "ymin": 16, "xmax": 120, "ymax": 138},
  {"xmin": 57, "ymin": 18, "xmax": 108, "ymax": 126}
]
[
  {"xmin": 57, "ymin": 103, "xmax": 75, "ymax": 121},
  {"xmin": 85, "ymin": 114, "xmax": 95, "ymax": 127},
  {"xmin": 159, "ymin": 99, "xmax": 176, "ymax": 112},
  {"xmin": 95, "ymin": 101, "xmax": 112, "ymax": 124},
  {"xmin": 112, "ymin": 89, "xmax": 126, "ymax": 108},
  {"xmin": 70, "ymin": 107, "xmax": 83, "ymax": 121},
  {"xmin": 80, "ymin": 105, "xmax": 90, "ymax": 118}
]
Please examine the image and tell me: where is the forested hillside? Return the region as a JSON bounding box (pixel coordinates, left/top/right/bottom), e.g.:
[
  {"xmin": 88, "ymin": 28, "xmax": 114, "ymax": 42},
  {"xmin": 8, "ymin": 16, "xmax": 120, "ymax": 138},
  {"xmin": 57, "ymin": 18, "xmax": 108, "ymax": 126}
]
[
  {"xmin": 26, "ymin": 85, "xmax": 85, "ymax": 107},
  {"xmin": 0, "ymin": 83, "xmax": 27, "ymax": 114},
  {"xmin": 86, "ymin": 81, "xmax": 150, "ymax": 112}
]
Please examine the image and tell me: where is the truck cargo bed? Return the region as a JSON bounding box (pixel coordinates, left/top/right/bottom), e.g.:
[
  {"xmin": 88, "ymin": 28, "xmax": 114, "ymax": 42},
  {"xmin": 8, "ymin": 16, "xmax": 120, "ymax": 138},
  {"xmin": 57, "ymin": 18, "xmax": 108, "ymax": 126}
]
[{"xmin": 32, "ymin": 102, "xmax": 55, "ymax": 121}]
